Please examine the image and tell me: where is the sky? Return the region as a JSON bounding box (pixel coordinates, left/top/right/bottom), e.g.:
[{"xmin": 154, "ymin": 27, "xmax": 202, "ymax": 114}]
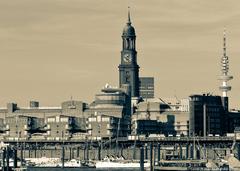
[{"xmin": 0, "ymin": 0, "xmax": 240, "ymax": 108}]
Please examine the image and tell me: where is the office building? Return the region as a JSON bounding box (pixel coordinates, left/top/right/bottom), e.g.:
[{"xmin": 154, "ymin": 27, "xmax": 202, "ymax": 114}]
[
  {"xmin": 132, "ymin": 98, "xmax": 189, "ymax": 136},
  {"xmin": 227, "ymin": 110, "xmax": 240, "ymax": 133},
  {"xmin": 189, "ymin": 94, "xmax": 226, "ymax": 136},
  {"xmin": 139, "ymin": 77, "xmax": 154, "ymax": 99}
]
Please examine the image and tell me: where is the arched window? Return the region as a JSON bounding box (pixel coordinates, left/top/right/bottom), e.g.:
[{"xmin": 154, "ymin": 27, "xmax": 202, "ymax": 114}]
[{"xmin": 126, "ymin": 38, "xmax": 129, "ymax": 49}]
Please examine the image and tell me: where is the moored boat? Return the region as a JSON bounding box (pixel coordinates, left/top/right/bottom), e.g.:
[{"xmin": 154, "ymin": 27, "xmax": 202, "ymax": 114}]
[
  {"xmin": 95, "ymin": 156, "xmax": 150, "ymax": 169},
  {"xmin": 25, "ymin": 157, "xmax": 60, "ymax": 167},
  {"xmin": 64, "ymin": 159, "xmax": 81, "ymax": 167}
]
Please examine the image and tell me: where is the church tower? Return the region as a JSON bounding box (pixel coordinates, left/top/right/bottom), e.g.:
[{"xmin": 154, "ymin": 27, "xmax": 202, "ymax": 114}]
[{"xmin": 118, "ymin": 9, "xmax": 140, "ymax": 97}]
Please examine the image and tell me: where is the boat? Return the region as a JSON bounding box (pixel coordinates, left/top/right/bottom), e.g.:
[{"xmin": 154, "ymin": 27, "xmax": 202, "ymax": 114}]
[
  {"xmin": 26, "ymin": 157, "xmax": 94, "ymax": 168},
  {"xmin": 64, "ymin": 159, "xmax": 81, "ymax": 167},
  {"xmin": 96, "ymin": 160, "xmax": 150, "ymax": 169},
  {"xmin": 81, "ymin": 160, "xmax": 96, "ymax": 168},
  {"xmin": 95, "ymin": 156, "xmax": 150, "ymax": 169},
  {"xmin": 11, "ymin": 167, "xmax": 28, "ymax": 171},
  {"xmin": 25, "ymin": 157, "xmax": 60, "ymax": 167},
  {"xmin": 1, "ymin": 167, "xmax": 28, "ymax": 171}
]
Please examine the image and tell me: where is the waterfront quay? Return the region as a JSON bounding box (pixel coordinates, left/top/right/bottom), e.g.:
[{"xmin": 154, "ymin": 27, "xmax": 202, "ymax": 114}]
[{"xmin": 2, "ymin": 136, "xmax": 240, "ymax": 162}]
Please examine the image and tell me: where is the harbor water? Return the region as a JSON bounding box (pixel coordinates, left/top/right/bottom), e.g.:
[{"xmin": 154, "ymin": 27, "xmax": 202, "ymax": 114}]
[{"xmin": 28, "ymin": 168, "xmax": 138, "ymax": 171}]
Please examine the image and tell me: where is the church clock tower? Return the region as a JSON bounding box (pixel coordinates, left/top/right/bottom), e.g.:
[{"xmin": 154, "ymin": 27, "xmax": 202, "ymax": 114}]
[{"xmin": 118, "ymin": 9, "xmax": 139, "ymax": 97}]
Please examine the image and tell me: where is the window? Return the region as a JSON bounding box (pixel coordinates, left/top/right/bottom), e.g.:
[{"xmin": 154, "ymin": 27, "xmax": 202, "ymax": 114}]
[
  {"xmin": 126, "ymin": 71, "xmax": 130, "ymax": 83},
  {"xmin": 89, "ymin": 118, "xmax": 96, "ymax": 122},
  {"xmin": 47, "ymin": 118, "xmax": 55, "ymax": 123},
  {"xmin": 60, "ymin": 118, "xmax": 68, "ymax": 122},
  {"xmin": 56, "ymin": 116, "xmax": 60, "ymax": 122},
  {"xmin": 102, "ymin": 117, "xmax": 110, "ymax": 122}
]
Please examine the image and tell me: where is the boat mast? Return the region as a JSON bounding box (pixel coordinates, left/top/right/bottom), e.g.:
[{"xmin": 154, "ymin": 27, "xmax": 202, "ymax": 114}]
[{"xmin": 115, "ymin": 118, "xmax": 121, "ymax": 156}]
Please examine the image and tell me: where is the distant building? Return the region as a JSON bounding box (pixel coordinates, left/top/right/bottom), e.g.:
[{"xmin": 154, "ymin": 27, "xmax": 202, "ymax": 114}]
[
  {"xmin": 46, "ymin": 115, "xmax": 76, "ymax": 140},
  {"xmin": 86, "ymin": 84, "xmax": 131, "ymax": 139},
  {"xmin": 227, "ymin": 110, "xmax": 240, "ymax": 133},
  {"xmin": 234, "ymin": 127, "xmax": 240, "ymax": 140},
  {"xmin": 5, "ymin": 115, "xmax": 44, "ymax": 140},
  {"xmin": 0, "ymin": 100, "xmax": 88, "ymax": 140},
  {"xmin": 0, "ymin": 101, "xmax": 87, "ymax": 119},
  {"xmin": 139, "ymin": 77, "xmax": 154, "ymax": 99},
  {"xmin": 132, "ymin": 98, "xmax": 189, "ymax": 136},
  {"xmin": 189, "ymin": 94, "xmax": 226, "ymax": 136}
]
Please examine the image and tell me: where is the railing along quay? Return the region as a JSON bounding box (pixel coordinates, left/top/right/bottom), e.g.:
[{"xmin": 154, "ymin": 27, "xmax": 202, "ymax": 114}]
[{"xmin": 1, "ymin": 136, "xmax": 238, "ymax": 144}]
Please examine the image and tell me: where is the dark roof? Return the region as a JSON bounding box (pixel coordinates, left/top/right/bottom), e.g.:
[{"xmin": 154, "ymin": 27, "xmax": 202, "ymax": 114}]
[{"xmin": 122, "ymin": 23, "xmax": 135, "ymax": 37}]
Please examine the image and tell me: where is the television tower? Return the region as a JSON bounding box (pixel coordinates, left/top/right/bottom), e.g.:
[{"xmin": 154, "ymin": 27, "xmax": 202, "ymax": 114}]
[{"xmin": 218, "ymin": 29, "xmax": 233, "ymax": 97}]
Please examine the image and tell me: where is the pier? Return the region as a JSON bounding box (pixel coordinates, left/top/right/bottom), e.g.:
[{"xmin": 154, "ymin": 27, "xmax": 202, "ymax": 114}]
[{"xmin": 1, "ymin": 136, "xmax": 239, "ymax": 162}]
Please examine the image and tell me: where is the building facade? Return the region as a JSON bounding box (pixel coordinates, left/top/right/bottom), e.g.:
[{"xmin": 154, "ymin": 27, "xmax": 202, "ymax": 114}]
[
  {"xmin": 139, "ymin": 77, "xmax": 154, "ymax": 99},
  {"xmin": 227, "ymin": 110, "xmax": 240, "ymax": 133},
  {"xmin": 189, "ymin": 94, "xmax": 226, "ymax": 136},
  {"xmin": 132, "ymin": 98, "xmax": 189, "ymax": 136},
  {"xmin": 46, "ymin": 115, "xmax": 79, "ymax": 140},
  {"xmin": 5, "ymin": 115, "xmax": 44, "ymax": 140},
  {"xmin": 0, "ymin": 100, "xmax": 88, "ymax": 140},
  {"xmin": 86, "ymin": 84, "xmax": 131, "ymax": 139}
]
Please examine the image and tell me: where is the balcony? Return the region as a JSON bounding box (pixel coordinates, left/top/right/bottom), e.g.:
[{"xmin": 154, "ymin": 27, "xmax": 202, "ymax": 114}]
[
  {"xmin": 24, "ymin": 125, "xmax": 31, "ymax": 131},
  {"xmin": 65, "ymin": 124, "xmax": 73, "ymax": 130}
]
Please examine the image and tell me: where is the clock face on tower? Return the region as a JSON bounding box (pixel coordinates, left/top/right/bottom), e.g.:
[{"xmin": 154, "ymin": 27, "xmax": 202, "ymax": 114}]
[{"xmin": 123, "ymin": 54, "xmax": 132, "ymax": 63}]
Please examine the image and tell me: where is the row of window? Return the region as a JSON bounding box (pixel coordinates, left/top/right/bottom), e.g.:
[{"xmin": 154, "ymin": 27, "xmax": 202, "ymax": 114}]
[
  {"xmin": 88, "ymin": 117, "xmax": 110, "ymax": 122},
  {"xmin": 47, "ymin": 117, "xmax": 69, "ymax": 123}
]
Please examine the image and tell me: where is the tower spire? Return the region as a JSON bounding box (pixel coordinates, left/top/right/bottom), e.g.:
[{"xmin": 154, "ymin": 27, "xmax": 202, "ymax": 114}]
[
  {"xmin": 119, "ymin": 8, "xmax": 139, "ymax": 97},
  {"xmin": 127, "ymin": 6, "xmax": 131, "ymax": 24},
  {"xmin": 218, "ymin": 29, "xmax": 233, "ymax": 97}
]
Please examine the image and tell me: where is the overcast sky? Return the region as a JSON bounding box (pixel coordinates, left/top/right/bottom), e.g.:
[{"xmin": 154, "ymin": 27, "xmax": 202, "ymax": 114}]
[{"xmin": 0, "ymin": 0, "xmax": 239, "ymax": 108}]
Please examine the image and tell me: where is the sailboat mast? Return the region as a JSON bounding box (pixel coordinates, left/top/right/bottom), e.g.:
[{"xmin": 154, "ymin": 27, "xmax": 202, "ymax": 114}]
[{"xmin": 115, "ymin": 118, "xmax": 121, "ymax": 155}]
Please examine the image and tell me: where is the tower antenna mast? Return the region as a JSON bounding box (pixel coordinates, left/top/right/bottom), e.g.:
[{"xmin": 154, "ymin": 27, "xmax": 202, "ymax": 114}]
[{"xmin": 218, "ymin": 29, "xmax": 233, "ymax": 97}]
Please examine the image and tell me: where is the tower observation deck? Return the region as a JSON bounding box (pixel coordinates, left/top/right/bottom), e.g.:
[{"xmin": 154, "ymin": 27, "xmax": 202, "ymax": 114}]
[{"xmin": 218, "ymin": 30, "xmax": 233, "ymax": 97}]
